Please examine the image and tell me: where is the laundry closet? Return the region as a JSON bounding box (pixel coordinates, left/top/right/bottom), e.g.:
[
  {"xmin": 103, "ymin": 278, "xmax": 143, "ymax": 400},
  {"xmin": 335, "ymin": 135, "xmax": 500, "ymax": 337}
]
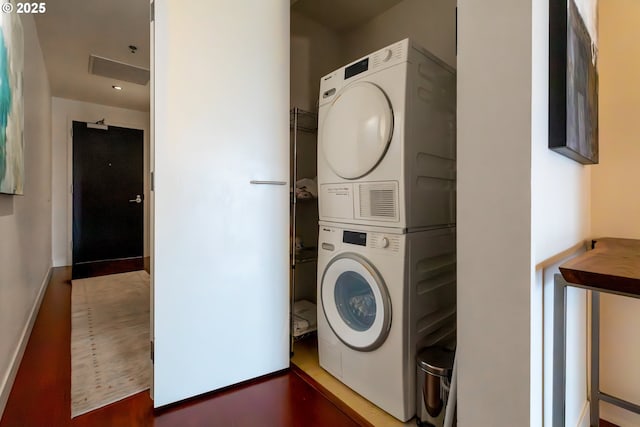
[
  {"xmin": 150, "ymin": 0, "xmax": 456, "ymax": 421},
  {"xmin": 288, "ymin": 1, "xmax": 457, "ymax": 425}
]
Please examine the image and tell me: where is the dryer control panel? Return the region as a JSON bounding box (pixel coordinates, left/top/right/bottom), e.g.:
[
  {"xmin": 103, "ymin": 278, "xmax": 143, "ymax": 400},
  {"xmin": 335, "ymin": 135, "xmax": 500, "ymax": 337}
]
[{"xmin": 319, "ymin": 39, "xmax": 409, "ymax": 107}]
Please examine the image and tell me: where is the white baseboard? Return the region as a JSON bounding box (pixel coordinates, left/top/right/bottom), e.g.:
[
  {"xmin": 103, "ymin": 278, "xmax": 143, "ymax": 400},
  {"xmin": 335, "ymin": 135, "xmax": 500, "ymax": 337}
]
[
  {"xmin": 600, "ymin": 401, "xmax": 640, "ymax": 427},
  {"xmin": 577, "ymin": 400, "xmax": 591, "ymax": 427},
  {"xmin": 52, "ymin": 257, "xmax": 67, "ymax": 268},
  {"xmin": 0, "ymin": 265, "xmax": 52, "ymax": 419}
]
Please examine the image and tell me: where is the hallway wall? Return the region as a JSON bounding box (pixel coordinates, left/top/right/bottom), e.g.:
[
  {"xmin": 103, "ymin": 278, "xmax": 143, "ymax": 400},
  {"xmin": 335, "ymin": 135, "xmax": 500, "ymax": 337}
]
[
  {"xmin": 458, "ymin": 0, "xmax": 592, "ymax": 425},
  {"xmin": 457, "ymin": 1, "xmax": 533, "ymax": 424},
  {"xmin": 0, "ymin": 14, "xmax": 52, "ymax": 418}
]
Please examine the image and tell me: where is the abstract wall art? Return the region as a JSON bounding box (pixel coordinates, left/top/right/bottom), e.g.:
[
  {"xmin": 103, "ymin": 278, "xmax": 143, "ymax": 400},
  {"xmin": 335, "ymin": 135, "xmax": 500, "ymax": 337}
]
[
  {"xmin": 0, "ymin": 5, "xmax": 24, "ymax": 195},
  {"xmin": 549, "ymin": 0, "xmax": 599, "ymax": 164}
]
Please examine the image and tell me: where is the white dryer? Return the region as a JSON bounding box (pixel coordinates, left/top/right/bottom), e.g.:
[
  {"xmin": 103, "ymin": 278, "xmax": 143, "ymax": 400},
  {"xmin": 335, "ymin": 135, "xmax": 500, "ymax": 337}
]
[
  {"xmin": 317, "ymin": 222, "xmax": 456, "ymax": 421},
  {"xmin": 317, "ymin": 39, "xmax": 456, "ymax": 231}
]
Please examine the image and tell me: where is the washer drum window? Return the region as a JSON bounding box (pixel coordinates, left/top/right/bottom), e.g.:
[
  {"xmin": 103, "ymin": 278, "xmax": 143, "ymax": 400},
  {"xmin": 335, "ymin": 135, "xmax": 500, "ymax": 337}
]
[{"xmin": 321, "ymin": 253, "xmax": 392, "ymax": 351}]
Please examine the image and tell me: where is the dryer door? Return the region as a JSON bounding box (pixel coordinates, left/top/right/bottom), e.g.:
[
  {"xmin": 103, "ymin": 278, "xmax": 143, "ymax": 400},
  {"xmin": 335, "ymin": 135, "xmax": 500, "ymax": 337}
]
[
  {"xmin": 321, "ymin": 82, "xmax": 393, "ymax": 179},
  {"xmin": 321, "ymin": 253, "xmax": 392, "ymax": 351}
]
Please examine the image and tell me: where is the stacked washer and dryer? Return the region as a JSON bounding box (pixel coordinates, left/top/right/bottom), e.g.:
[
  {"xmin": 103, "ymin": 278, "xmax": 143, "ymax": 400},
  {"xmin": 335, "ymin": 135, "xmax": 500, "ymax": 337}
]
[{"xmin": 315, "ymin": 39, "xmax": 457, "ymax": 422}]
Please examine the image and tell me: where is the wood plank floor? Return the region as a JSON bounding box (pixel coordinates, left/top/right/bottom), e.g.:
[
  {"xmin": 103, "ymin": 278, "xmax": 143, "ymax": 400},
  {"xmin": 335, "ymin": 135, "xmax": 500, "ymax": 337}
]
[
  {"xmin": 0, "ymin": 266, "xmax": 361, "ymax": 427},
  {"xmin": 1, "ymin": 265, "xmax": 624, "ymax": 427}
]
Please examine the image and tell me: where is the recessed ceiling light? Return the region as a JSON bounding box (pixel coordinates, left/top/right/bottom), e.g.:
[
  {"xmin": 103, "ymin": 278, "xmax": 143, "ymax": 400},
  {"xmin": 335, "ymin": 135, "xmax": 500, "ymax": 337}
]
[{"xmin": 112, "ymin": 85, "xmax": 122, "ymax": 90}]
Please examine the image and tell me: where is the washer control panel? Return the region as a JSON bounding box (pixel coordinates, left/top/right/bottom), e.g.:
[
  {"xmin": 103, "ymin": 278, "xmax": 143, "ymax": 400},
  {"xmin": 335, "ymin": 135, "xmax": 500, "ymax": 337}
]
[
  {"xmin": 367, "ymin": 233, "xmax": 400, "ymax": 252},
  {"xmin": 339, "ymin": 229, "xmax": 400, "ymax": 252},
  {"xmin": 319, "ymin": 225, "xmax": 401, "ymax": 253}
]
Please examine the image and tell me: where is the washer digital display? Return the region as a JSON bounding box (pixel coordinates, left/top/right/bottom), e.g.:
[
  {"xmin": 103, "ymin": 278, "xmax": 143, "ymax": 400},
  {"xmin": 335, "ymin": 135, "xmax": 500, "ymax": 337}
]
[{"xmin": 343, "ymin": 231, "xmax": 367, "ymax": 246}]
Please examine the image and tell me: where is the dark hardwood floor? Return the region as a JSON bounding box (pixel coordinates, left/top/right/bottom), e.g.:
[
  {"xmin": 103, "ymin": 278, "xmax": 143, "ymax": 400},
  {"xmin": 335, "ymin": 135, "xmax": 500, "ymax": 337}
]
[
  {"xmin": 2, "ymin": 264, "xmax": 623, "ymax": 427},
  {"xmin": 0, "ymin": 266, "xmax": 361, "ymax": 427}
]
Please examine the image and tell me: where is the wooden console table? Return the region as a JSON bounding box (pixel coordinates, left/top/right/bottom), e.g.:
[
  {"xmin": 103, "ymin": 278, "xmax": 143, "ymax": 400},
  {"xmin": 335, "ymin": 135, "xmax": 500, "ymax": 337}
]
[{"xmin": 553, "ymin": 238, "xmax": 640, "ymax": 426}]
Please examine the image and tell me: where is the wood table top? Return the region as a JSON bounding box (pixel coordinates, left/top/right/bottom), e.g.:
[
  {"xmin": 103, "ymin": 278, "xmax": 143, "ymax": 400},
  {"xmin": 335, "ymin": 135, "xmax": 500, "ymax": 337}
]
[{"xmin": 559, "ymin": 238, "xmax": 640, "ymax": 297}]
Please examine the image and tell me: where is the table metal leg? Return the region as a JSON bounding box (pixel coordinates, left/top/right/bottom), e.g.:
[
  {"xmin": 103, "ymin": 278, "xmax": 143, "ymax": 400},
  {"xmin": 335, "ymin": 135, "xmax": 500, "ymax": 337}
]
[
  {"xmin": 591, "ymin": 292, "xmax": 600, "ymax": 427},
  {"xmin": 590, "ymin": 292, "xmax": 640, "ymax": 418},
  {"xmin": 553, "ymin": 274, "xmax": 568, "ymax": 426},
  {"xmin": 553, "ymin": 275, "xmax": 640, "ymax": 425}
]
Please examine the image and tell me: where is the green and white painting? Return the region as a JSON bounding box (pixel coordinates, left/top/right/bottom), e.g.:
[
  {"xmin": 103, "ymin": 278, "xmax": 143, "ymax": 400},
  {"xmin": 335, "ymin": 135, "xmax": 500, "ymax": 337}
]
[{"xmin": 0, "ymin": 6, "xmax": 23, "ymax": 195}]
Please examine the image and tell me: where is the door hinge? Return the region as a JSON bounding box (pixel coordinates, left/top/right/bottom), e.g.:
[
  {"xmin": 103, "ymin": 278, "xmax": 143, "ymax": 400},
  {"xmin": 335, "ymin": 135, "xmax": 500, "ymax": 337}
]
[
  {"xmin": 70, "ymin": 240, "xmax": 73, "ymax": 250},
  {"xmin": 150, "ymin": 1, "xmax": 154, "ymax": 22},
  {"xmin": 70, "ymin": 184, "xmax": 73, "ymax": 194},
  {"xmin": 151, "ymin": 171, "xmax": 154, "ymax": 191},
  {"xmin": 150, "ymin": 340, "xmax": 154, "ymax": 363}
]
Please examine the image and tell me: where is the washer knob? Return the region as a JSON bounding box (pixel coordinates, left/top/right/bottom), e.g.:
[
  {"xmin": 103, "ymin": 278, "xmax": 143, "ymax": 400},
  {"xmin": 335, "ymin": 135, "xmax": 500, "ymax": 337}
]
[
  {"xmin": 381, "ymin": 49, "xmax": 392, "ymax": 62},
  {"xmin": 380, "ymin": 237, "xmax": 390, "ymax": 248}
]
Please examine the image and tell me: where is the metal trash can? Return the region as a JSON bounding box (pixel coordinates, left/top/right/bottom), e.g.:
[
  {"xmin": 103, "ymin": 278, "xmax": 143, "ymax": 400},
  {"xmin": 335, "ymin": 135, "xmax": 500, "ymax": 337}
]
[{"xmin": 416, "ymin": 346, "xmax": 455, "ymax": 427}]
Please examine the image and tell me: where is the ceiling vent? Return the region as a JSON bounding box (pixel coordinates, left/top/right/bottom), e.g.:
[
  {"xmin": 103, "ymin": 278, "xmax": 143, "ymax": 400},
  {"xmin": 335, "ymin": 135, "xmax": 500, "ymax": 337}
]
[{"xmin": 88, "ymin": 54, "xmax": 150, "ymax": 85}]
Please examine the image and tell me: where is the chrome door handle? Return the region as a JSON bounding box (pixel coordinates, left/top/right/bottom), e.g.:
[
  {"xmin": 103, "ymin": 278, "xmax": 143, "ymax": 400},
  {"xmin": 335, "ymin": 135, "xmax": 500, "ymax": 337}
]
[
  {"xmin": 249, "ymin": 180, "xmax": 287, "ymax": 185},
  {"xmin": 129, "ymin": 195, "xmax": 142, "ymax": 203}
]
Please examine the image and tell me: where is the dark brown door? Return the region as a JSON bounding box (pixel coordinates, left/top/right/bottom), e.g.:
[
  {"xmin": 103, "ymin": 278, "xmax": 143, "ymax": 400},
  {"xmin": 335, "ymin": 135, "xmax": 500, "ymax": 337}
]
[{"xmin": 72, "ymin": 121, "xmax": 144, "ymax": 278}]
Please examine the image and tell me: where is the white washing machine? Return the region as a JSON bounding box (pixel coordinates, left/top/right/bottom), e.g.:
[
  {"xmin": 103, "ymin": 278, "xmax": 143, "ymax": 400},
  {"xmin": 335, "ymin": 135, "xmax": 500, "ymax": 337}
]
[
  {"xmin": 317, "ymin": 39, "xmax": 456, "ymax": 231},
  {"xmin": 317, "ymin": 222, "xmax": 456, "ymax": 421}
]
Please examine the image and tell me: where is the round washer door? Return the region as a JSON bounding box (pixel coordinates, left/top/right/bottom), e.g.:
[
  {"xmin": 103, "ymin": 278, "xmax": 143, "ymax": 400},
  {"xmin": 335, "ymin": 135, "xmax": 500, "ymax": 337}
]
[
  {"xmin": 321, "ymin": 253, "xmax": 392, "ymax": 351},
  {"xmin": 321, "ymin": 82, "xmax": 393, "ymax": 179}
]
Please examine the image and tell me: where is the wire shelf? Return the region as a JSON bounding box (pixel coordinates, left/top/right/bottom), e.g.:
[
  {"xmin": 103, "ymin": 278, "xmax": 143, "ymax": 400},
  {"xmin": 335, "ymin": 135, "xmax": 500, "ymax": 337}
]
[
  {"xmin": 292, "ymin": 300, "xmax": 317, "ymax": 339},
  {"xmin": 289, "ymin": 107, "xmax": 318, "ymax": 353},
  {"xmin": 293, "ymin": 247, "xmax": 318, "ymax": 266},
  {"xmin": 290, "ymin": 108, "xmax": 318, "ymax": 133}
]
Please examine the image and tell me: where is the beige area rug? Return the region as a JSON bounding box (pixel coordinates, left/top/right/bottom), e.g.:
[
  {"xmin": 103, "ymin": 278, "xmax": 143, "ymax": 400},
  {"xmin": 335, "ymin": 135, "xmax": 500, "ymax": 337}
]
[{"xmin": 71, "ymin": 270, "xmax": 151, "ymax": 417}]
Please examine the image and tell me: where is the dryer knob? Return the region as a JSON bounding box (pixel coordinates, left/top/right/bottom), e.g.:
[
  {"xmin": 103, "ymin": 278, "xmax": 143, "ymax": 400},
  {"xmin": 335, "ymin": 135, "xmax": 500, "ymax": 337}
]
[
  {"xmin": 381, "ymin": 49, "xmax": 393, "ymax": 62},
  {"xmin": 380, "ymin": 237, "xmax": 390, "ymax": 248}
]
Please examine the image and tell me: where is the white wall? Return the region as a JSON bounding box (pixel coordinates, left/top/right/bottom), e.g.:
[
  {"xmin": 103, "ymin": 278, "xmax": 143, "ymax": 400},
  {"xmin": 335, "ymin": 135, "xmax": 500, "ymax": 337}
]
[
  {"xmin": 457, "ymin": 0, "xmax": 593, "ymax": 424},
  {"xmin": 592, "ymin": 1, "xmax": 640, "ymax": 425},
  {"xmin": 0, "ymin": 15, "xmax": 52, "ymax": 418},
  {"xmin": 51, "ymin": 98, "xmax": 150, "ymax": 267},
  {"xmin": 457, "ymin": 1, "xmax": 532, "ymax": 425},
  {"xmin": 341, "ymin": 0, "xmax": 456, "ymax": 69},
  {"xmin": 531, "ymin": 0, "xmax": 592, "ymax": 426},
  {"xmin": 290, "ymin": 11, "xmax": 343, "ymax": 110}
]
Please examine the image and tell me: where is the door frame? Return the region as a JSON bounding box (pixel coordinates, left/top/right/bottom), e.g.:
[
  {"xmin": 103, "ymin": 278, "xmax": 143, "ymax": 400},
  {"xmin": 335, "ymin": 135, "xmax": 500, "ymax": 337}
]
[{"xmin": 66, "ymin": 116, "xmax": 150, "ymax": 266}]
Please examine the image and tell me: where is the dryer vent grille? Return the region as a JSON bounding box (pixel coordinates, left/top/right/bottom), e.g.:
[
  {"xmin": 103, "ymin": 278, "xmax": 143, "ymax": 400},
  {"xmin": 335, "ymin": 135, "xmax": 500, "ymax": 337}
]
[
  {"xmin": 358, "ymin": 183, "xmax": 398, "ymax": 220},
  {"xmin": 88, "ymin": 55, "xmax": 150, "ymax": 85}
]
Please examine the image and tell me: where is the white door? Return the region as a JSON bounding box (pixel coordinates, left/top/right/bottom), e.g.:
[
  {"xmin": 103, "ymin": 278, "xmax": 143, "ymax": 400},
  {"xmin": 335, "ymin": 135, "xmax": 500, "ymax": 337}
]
[
  {"xmin": 320, "ymin": 82, "xmax": 394, "ymax": 179},
  {"xmin": 320, "ymin": 253, "xmax": 392, "ymax": 351},
  {"xmin": 152, "ymin": 0, "xmax": 289, "ymax": 407}
]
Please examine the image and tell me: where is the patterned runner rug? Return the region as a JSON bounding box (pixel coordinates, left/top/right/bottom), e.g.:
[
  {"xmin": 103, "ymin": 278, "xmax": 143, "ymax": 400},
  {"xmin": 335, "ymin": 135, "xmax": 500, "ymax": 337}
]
[{"xmin": 71, "ymin": 270, "xmax": 150, "ymax": 417}]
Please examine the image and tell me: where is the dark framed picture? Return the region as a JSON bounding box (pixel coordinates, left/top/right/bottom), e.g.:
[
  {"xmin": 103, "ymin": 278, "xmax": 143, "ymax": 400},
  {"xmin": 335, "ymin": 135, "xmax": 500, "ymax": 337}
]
[{"xmin": 549, "ymin": 0, "xmax": 599, "ymax": 164}]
